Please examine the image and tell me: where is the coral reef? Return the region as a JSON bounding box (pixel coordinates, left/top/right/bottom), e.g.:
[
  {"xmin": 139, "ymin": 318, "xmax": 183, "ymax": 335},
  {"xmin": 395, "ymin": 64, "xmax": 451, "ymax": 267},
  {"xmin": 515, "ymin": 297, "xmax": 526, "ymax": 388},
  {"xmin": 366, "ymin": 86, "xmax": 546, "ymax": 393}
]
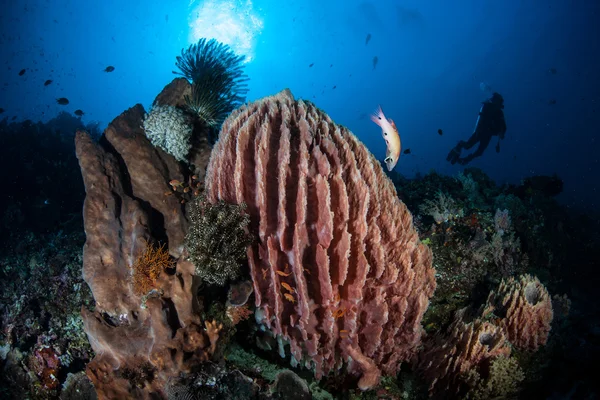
[
  {"xmin": 185, "ymin": 196, "xmax": 254, "ymax": 286},
  {"xmin": 418, "ymin": 273, "xmax": 554, "ymax": 398},
  {"xmin": 483, "ymin": 274, "xmax": 554, "ymax": 351},
  {"xmin": 0, "ymin": 230, "xmax": 95, "ymax": 399},
  {"xmin": 204, "ymin": 89, "xmax": 436, "ymax": 389},
  {"xmin": 174, "ymin": 38, "xmax": 249, "ymax": 128},
  {"xmin": 398, "ymin": 171, "xmax": 533, "ymax": 332},
  {"xmin": 419, "ymin": 191, "xmax": 464, "ymax": 224},
  {"xmin": 143, "ymin": 104, "xmax": 193, "ymax": 162},
  {"xmin": 1, "ymin": 67, "xmax": 599, "ymax": 400},
  {"xmin": 2, "ymin": 76, "xmax": 595, "ymax": 398}
]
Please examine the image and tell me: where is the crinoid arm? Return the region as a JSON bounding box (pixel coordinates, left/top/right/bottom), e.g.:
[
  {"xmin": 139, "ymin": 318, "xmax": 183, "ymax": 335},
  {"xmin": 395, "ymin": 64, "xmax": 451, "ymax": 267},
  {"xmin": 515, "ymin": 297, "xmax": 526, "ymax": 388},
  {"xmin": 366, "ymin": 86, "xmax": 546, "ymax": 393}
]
[{"xmin": 174, "ymin": 38, "xmax": 249, "ymax": 128}]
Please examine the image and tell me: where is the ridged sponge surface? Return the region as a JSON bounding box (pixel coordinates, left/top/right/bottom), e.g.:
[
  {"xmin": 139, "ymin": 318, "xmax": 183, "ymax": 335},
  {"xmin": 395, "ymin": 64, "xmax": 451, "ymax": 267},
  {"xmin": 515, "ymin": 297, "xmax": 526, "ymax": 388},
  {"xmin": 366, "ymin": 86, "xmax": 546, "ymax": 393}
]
[{"xmin": 205, "ymin": 89, "xmax": 436, "ymax": 389}]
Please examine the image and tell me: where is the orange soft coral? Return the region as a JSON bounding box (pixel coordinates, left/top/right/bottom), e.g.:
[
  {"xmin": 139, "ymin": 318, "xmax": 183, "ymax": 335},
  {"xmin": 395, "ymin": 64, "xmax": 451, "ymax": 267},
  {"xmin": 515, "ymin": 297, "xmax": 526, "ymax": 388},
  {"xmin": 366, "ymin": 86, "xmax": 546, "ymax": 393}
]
[
  {"xmin": 132, "ymin": 242, "xmax": 174, "ymax": 295},
  {"xmin": 226, "ymin": 304, "xmax": 253, "ymax": 325}
]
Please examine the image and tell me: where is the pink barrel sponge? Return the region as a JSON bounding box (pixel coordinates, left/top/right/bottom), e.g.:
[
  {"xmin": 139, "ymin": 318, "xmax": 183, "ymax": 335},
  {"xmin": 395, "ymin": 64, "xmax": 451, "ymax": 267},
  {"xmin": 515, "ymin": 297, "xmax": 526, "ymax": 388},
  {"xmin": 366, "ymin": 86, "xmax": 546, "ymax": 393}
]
[{"xmin": 204, "ymin": 89, "xmax": 436, "ymax": 389}]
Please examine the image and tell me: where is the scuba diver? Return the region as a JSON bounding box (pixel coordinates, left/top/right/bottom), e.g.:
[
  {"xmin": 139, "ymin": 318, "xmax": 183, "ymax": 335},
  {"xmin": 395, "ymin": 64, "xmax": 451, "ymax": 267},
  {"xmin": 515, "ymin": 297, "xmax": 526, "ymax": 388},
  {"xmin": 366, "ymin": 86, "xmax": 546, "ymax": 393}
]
[{"xmin": 447, "ymin": 92, "xmax": 507, "ymax": 165}]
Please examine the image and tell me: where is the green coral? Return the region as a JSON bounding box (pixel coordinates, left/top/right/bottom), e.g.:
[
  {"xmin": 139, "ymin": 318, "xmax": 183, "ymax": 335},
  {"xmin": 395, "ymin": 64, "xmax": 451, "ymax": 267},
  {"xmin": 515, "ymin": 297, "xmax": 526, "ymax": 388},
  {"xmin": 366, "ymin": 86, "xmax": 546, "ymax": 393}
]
[
  {"xmin": 224, "ymin": 343, "xmax": 284, "ymax": 382},
  {"xmin": 184, "ymin": 196, "xmax": 253, "ymax": 286},
  {"xmin": 309, "ymin": 383, "xmax": 335, "ymax": 400},
  {"xmin": 463, "ymin": 355, "xmax": 524, "ymax": 400}
]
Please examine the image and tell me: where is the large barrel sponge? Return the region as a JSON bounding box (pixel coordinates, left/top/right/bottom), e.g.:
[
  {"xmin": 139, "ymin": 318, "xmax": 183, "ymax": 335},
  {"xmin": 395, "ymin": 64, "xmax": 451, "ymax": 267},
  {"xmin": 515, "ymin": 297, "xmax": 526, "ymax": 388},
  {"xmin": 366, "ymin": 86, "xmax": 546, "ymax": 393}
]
[
  {"xmin": 204, "ymin": 89, "xmax": 436, "ymax": 389},
  {"xmin": 483, "ymin": 274, "xmax": 554, "ymax": 351}
]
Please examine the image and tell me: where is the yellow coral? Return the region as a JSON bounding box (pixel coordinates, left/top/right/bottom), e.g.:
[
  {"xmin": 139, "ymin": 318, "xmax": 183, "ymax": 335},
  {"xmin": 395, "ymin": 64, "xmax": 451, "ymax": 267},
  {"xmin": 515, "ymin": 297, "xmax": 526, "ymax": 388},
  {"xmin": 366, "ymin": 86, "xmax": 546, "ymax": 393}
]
[
  {"xmin": 464, "ymin": 355, "xmax": 524, "ymax": 399},
  {"xmin": 132, "ymin": 242, "xmax": 174, "ymax": 295}
]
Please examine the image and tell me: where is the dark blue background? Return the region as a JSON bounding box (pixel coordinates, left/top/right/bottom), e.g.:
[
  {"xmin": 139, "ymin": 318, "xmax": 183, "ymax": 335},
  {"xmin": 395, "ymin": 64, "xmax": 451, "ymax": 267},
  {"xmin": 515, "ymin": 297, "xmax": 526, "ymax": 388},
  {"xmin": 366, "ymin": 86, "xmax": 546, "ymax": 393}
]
[{"xmin": 1, "ymin": 0, "xmax": 598, "ymax": 211}]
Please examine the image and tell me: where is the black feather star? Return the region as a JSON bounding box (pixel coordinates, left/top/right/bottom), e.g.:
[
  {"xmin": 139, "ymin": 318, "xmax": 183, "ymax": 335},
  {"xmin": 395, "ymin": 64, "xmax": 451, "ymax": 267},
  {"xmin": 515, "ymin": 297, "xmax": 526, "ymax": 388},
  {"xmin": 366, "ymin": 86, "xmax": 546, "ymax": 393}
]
[{"xmin": 173, "ymin": 38, "xmax": 249, "ymax": 128}]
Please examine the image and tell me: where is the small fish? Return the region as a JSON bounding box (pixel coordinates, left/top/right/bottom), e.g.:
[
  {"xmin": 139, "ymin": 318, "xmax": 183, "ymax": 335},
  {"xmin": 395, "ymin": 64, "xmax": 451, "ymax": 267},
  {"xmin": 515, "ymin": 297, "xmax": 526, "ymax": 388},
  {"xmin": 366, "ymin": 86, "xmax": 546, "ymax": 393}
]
[
  {"xmin": 330, "ymin": 64, "xmax": 333, "ymax": 67},
  {"xmin": 169, "ymin": 179, "xmax": 183, "ymax": 187},
  {"xmin": 56, "ymin": 97, "xmax": 69, "ymax": 105},
  {"xmin": 74, "ymin": 109, "xmax": 84, "ymax": 116},
  {"xmin": 365, "ymin": 33, "xmax": 372, "ymax": 45},
  {"xmin": 283, "ymin": 293, "xmax": 296, "ymax": 303},
  {"xmin": 548, "ymin": 99, "xmax": 557, "ymax": 105},
  {"xmin": 309, "ymin": 63, "xmax": 314, "ymax": 67},
  {"xmin": 104, "ymin": 66, "xmax": 115, "ymax": 72},
  {"xmin": 33, "ymin": 198, "xmax": 51, "ymax": 208},
  {"xmin": 19, "ymin": 69, "xmax": 26, "ymax": 76},
  {"xmin": 44, "ymin": 79, "xmax": 53, "ymax": 86},
  {"xmin": 403, "ymin": 148, "xmax": 411, "ymax": 154},
  {"xmin": 281, "ymin": 282, "xmax": 295, "ymax": 294},
  {"xmin": 371, "ymin": 105, "xmax": 402, "ymax": 171},
  {"xmin": 332, "ymin": 85, "xmax": 337, "ymax": 89},
  {"xmin": 549, "ymin": 67, "xmax": 557, "ymax": 74},
  {"xmin": 437, "ymin": 129, "xmax": 443, "ymax": 136},
  {"xmin": 0, "ymin": 108, "xmax": 4, "ymax": 114},
  {"xmin": 372, "ymin": 56, "xmax": 378, "ymax": 70}
]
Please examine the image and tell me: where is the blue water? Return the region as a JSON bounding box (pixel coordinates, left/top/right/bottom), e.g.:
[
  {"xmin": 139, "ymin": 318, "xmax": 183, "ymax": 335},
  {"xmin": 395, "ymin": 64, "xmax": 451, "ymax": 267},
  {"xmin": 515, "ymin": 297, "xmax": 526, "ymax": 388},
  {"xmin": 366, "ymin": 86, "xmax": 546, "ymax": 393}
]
[{"xmin": 1, "ymin": 0, "xmax": 598, "ymax": 211}]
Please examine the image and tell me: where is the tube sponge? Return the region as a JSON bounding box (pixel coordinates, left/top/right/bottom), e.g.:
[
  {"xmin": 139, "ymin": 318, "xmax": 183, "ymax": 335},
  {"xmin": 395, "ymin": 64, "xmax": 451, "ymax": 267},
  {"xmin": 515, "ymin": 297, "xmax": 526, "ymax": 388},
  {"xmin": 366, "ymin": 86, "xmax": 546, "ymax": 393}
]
[{"xmin": 142, "ymin": 105, "xmax": 192, "ymax": 162}]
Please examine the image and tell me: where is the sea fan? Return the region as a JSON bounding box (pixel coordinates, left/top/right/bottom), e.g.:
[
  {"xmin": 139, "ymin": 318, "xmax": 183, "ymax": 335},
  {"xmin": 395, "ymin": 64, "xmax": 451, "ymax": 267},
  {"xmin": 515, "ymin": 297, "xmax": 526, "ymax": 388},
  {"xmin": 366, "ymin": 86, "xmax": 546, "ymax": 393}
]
[{"xmin": 174, "ymin": 38, "xmax": 249, "ymax": 128}]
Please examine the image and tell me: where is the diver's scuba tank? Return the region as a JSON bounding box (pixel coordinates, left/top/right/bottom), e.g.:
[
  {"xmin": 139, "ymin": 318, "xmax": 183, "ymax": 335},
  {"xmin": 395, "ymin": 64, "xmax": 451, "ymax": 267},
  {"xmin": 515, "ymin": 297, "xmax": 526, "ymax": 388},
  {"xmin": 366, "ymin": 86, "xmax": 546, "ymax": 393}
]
[{"xmin": 473, "ymin": 105, "xmax": 483, "ymax": 134}]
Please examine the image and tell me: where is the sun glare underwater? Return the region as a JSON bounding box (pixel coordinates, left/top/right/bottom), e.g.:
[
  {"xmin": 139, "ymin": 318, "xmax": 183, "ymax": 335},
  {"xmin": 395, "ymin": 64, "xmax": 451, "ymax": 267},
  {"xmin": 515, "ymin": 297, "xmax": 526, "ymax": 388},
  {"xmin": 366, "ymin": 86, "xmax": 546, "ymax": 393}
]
[
  {"xmin": 188, "ymin": 0, "xmax": 263, "ymax": 63},
  {"xmin": 0, "ymin": 1, "xmax": 599, "ymax": 399}
]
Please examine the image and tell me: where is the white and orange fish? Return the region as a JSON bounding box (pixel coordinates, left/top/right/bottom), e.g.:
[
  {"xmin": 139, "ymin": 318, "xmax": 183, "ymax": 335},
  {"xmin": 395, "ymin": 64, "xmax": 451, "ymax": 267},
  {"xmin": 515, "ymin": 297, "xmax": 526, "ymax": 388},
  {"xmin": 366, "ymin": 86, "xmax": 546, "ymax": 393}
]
[{"xmin": 371, "ymin": 106, "xmax": 401, "ymax": 171}]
